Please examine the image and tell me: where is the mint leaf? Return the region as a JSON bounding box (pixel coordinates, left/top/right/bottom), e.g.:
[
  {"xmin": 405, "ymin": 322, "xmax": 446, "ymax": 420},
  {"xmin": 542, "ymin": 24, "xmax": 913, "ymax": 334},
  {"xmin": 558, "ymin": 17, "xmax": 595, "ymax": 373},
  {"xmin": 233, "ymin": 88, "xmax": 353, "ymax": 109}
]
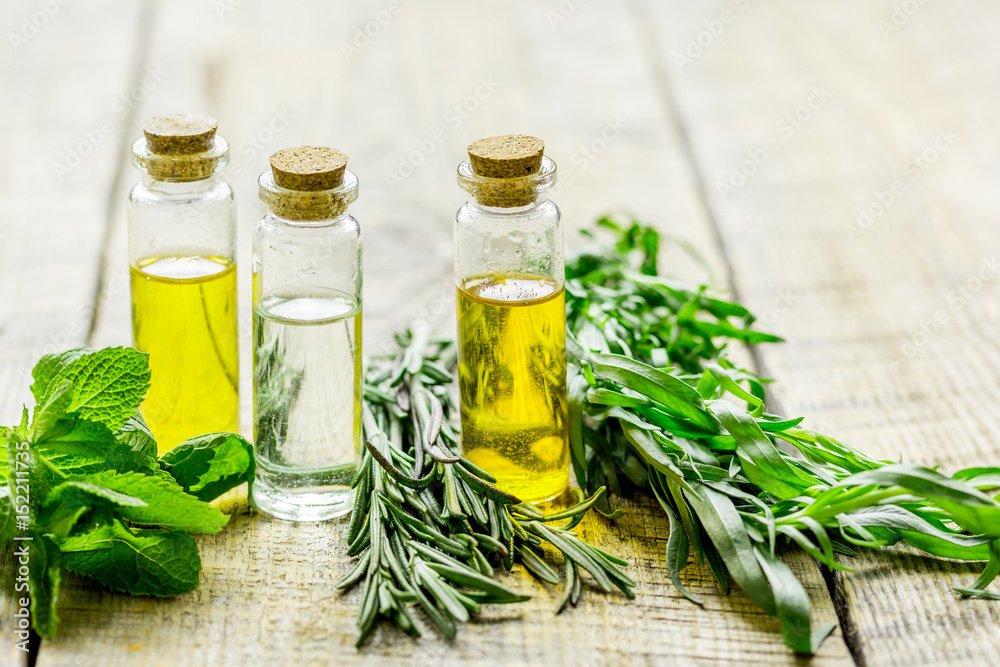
[
  {"xmin": 0, "ymin": 427, "xmax": 10, "ymax": 483},
  {"xmin": 28, "ymin": 535, "xmax": 62, "ymax": 638},
  {"xmin": 31, "ymin": 347, "xmax": 150, "ymax": 431},
  {"xmin": 38, "ymin": 480, "xmax": 147, "ymax": 537},
  {"xmin": 160, "ymin": 432, "xmax": 254, "ymax": 502},
  {"xmin": 35, "ymin": 418, "xmax": 158, "ymax": 477},
  {"xmin": 10, "ymin": 436, "xmax": 59, "ymax": 518},
  {"xmin": 30, "ymin": 379, "xmax": 73, "ymax": 442},
  {"xmin": 30, "ymin": 348, "xmax": 91, "ymax": 404},
  {"xmin": 69, "ymin": 470, "xmax": 228, "ymax": 533},
  {"xmin": 58, "ymin": 520, "xmax": 201, "ymax": 596},
  {"xmin": 0, "ymin": 488, "xmax": 15, "ymax": 544},
  {"xmin": 117, "ymin": 413, "xmax": 157, "ymax": 458}
]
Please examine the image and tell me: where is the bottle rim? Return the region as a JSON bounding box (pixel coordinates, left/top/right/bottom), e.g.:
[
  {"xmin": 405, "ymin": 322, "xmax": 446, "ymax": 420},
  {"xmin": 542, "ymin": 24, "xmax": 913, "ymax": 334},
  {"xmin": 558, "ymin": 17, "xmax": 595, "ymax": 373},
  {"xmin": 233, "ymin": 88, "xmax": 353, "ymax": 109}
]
[
  {"xmin": 457, "ymin": 155, "xmax": 557, "ymax": 204},
  {"xmin": 131, "ymin": 135, "xmax": 230, "ymax": 183},
  {"xmin": 258, "ymin": 168, "xmax": 359, "ymax": 221}
]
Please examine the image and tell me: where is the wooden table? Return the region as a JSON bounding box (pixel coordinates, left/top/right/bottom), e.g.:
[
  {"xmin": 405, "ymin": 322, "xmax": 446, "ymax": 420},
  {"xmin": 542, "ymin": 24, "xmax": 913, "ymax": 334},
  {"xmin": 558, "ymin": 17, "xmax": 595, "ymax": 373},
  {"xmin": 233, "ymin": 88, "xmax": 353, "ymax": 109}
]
[{"xmin": 3, "ymin": 1, "xmax": 999, "ymax": 664}]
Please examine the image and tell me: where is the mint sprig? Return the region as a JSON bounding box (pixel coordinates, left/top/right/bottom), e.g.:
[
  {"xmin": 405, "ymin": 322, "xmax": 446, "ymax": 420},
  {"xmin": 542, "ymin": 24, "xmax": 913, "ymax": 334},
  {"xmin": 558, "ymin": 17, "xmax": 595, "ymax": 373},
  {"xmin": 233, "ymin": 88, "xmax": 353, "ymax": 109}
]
[{"xmin": 1, "ymin": 346, "xmax": 254, "ymax": 638}]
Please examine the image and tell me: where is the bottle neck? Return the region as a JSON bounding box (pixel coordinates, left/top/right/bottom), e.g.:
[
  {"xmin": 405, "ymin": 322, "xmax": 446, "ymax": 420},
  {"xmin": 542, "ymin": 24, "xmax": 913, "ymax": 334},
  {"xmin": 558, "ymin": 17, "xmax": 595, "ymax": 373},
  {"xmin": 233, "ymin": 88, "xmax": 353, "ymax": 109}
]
[
  {"xmin": 140, "ymin": 173, "xmax": 223, "ymax": 195},
  {"xmin": 465, "ymin": 193, "xmax": 550, "ymax": 216},
  {"xmin": 264, "ymin": 209, "xmax": 353, "ymax": 227}
]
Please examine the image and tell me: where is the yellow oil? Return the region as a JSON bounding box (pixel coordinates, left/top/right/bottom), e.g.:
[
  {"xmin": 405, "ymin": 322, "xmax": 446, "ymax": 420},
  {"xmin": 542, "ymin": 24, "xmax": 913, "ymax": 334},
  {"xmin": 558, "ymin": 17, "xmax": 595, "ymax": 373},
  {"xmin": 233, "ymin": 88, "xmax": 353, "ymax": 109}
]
[
  {"xmin": 457, "ymin": 274, "xmax": 569, "ymax": 503},
  {"xmin": 130, "ymin": 256, "xmax": 240, "ymax": 454}
]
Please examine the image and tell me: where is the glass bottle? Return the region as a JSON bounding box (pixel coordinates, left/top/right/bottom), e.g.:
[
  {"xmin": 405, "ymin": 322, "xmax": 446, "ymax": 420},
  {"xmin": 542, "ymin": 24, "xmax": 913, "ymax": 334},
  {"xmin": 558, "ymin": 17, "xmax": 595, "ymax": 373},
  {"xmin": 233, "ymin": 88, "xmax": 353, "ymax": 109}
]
[
  {"xmin": 252, "ymin": 146, "xmax": 363, "ymax": 522},
  {"xmin": 454, "ymin": 135, "xmax": 568, "ymax": 503},
  {"xmin": 128, "ymin": 114, "xmax": 239, "ymax": 455}
]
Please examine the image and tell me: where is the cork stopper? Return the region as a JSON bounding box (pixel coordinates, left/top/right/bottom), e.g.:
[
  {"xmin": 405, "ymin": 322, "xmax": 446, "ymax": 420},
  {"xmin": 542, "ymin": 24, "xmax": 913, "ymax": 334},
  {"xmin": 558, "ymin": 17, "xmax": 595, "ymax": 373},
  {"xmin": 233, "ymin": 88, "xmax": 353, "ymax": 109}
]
[
  {"xmin": 468, "ymin": 135, "xmax": 544, "ymax": 178},
  {"xmin": 460, "ymin": 134, "xmax": 554, "ymax": 207},
  {"xmin": 132, "ymin": 114, "xmax": 228, "ymax": 182},
  {"xmin": 260, "ymin": 146, "xmax": 358, "ymax": 221},
  {"xmin": 143, "ymin": 114, "xmax": 218, "ymax": 155},
  {"xmin": 269, "ymin": 146, "xmax": 348, "ymax": 191}
]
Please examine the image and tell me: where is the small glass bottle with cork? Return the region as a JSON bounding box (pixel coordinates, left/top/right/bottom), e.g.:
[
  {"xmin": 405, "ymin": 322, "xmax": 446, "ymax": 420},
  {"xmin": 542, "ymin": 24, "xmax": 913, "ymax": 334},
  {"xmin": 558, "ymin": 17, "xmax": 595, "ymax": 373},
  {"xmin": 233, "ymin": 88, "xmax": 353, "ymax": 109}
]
[
  {"xmin": 128, "ymin": 114, "xmax": 239, "ymax": 454},
  {"xmin": 252, "ymin": 146, "xmax": 363, "ymax": 522},
  {"xmin": 454, "ymin": 134, "xmax": 569, "ymax": 504}
]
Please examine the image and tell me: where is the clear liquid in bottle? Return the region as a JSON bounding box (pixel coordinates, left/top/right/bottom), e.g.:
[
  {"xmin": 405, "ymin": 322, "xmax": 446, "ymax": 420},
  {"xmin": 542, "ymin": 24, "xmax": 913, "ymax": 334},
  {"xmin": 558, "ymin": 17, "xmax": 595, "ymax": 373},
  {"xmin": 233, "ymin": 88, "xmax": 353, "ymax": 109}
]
[{"xmin": 252, "ymin": 289, "xmax": 361, "ymax": 521}]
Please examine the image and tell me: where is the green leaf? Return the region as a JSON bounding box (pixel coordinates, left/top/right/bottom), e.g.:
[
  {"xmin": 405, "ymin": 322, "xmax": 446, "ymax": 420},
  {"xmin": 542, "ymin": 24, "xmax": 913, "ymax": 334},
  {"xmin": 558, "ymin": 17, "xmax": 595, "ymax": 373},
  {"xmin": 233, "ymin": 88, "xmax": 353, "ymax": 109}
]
[
  {"xmin": 28, "ymin": 534, "xmax": 63, "ymax": 638},
  {"xmin": 31, "ymin": 347, "xmax": 150, "ymax": 431},
  {"xmin": 426, "ymin": 562, "xmax": 529, "ymax": 601},
  {"xmin": 35, "ymin": 418, "xmax": 158, "ymax": 476},
  {"xmin": 619, "ymin": 421, "xmax": 688, "ymax": 489},
  {"xmin": 38, "ymin": 480, "xmax": 146, "ymax": 537},
  {"xmin": 661, "ymin": 500, "xmax": 703, "ymax": 605},
  {"xmin": 589, "ymin": 353, "xmax": 720, "ymax": 433},
  {"xmin": 30, "ymin": 348, "xmax": 91, "ymax": 403},
  {"xmin": 30, "ymin": 380, "xmax": 73, "ymax": 442},
  {"xmin": 842, "ymin": 506, "xmax": 994, "ymax": 560},
  {"xmin": 117, "ymin": 413, "xmax": 157, "ymax": 458},
  {"xmin": 683, "ymin": 482, "xmax": 776, "ymax": 615},
  {"xmin": 754, "ymin": 545, "xmax": 836, "ymax": 654},
  {"xmin": 57, "ymin": 520, "xmax": 201, "ymax": 596},
  {"xmin": 159, "ymin": 432, "xmax": 254, "ymax": 502},
  {"xmin": 67, "ymin": 470, "xmax": 228, "ymax": 533},
  {"xmin": 0, "ymin": 488, "xmax": 16, "ymax": 544},
  {"xmin": 710, "ymin": 400, "xmax": 813, "ymax": 500},
  {"xmin": 959, "ymin": 540, "xmax": 1000, "ymax": 594},
  {"xmin": 843, "ymin": 465, "xmax": 1000, "ymax": 537},
  {"xmin": 955, "ymin": 587, "xmax": 1000, "ymax": 600}
]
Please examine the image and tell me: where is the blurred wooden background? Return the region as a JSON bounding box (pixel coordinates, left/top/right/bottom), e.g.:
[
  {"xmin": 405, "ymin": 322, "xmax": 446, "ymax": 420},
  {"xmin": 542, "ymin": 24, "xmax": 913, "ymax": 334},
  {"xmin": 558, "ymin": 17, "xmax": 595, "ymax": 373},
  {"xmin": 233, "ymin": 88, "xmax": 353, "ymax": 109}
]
[{"xmin": 2, "ymin": 0, "xmax": 1000, "ymax": 665}]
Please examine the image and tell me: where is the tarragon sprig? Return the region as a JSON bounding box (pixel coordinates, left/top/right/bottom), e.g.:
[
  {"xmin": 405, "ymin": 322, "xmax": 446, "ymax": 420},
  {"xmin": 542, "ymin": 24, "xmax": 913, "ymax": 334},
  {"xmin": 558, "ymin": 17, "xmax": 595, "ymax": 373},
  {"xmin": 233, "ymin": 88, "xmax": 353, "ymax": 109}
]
[{"xmin": 568, "ymin": 216, "xmax": 1000, "ymax": 653}]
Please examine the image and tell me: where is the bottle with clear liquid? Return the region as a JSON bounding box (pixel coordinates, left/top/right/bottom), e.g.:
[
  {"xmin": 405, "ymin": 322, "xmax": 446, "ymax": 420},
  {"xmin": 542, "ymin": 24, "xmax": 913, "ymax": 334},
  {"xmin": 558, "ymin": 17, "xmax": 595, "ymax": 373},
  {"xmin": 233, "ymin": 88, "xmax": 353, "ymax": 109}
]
[
  {"xmin": 252, "ymin": 146, "xmax": 362, "ymax": 521},
  {"xmin": 128, "ymin": 114, "xmax": 239, "ymax": 454},
  {"xmin": 454, "ymin": 135, "xmax": 569, "ymax": 503}
]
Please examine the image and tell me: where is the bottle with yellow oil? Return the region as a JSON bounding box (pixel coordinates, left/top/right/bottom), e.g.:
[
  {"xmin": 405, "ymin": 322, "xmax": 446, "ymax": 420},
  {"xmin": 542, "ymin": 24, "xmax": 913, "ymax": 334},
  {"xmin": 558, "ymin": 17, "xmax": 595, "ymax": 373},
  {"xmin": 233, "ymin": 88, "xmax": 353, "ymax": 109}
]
[
  {"xmin": 128, "ymin": 115, "xmax": 239, "ymax": 454},
  {"xmin": 455, "ymin": 135, "xmax": 568, "ymax": 503},
  {"xmin": 252, "ymin": 146, "xmax": 363, "ymax": 522}
]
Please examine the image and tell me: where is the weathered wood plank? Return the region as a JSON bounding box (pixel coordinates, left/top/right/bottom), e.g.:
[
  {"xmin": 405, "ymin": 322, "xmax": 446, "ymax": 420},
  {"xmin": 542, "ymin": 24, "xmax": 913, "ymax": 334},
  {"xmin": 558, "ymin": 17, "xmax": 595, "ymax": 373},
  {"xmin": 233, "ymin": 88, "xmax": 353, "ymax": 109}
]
[
  {"xmin": 640, "ymin": 0, "xmax": 1000, "ymax": 664},
  {"xmin": 37, "ymin": 0, "xmax": 851, "ymax": 665},
  {"xmin": 0, "ymin": 1, "xmax": 149, "ymax": 665}
]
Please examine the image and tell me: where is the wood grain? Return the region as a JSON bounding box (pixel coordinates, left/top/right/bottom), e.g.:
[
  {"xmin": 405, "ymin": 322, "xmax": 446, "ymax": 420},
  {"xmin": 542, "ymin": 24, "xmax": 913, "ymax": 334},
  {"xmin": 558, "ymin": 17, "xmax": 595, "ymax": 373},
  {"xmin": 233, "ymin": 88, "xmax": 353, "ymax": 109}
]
[{"xmin": 639, "ymin": 0, "xmax": 1000, "ymax": 665}]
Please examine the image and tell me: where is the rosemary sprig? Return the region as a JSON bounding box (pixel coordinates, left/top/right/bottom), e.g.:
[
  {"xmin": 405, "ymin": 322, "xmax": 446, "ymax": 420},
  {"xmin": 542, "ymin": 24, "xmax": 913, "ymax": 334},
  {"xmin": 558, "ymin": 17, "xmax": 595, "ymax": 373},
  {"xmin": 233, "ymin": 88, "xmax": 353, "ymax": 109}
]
[
  {"xmin": 568, "ymin": 216, "xmax": 1000, "ymax": 654},
  {"xmin": 341, "ymin": 323, "xmax": 635, "ymax": 646}
]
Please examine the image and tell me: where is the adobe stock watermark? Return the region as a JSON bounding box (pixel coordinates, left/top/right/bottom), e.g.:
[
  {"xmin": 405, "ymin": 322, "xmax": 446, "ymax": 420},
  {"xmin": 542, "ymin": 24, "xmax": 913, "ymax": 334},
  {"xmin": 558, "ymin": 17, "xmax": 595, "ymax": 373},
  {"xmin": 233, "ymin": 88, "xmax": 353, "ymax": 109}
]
[
  {"xmin": 545, "ymin": 0, "xmax": 589, "ymax": 30},
  {"xmin": 10, "ymin": 438, "xmax": 33, "ymax": 653},
  {"xmin": 7, "ymin": 0, "xmax": 72, "ymax": 52},
  {"xmin": 757, "ymin": 288, "xmax": 796, "ymax": 327},
  {"xmin": 340, "ymin": 0, "xmax": 405, "ymax": 62},
  {"xmin": 548, "ymin": 116, "xmax": 627, "ymax": 198},
  {"xmin": 673, "ymin": 0, "xmax": 752, "ymax": 72},
  {"xmin": 14, "ymin": 268, "xmax": 130, "ymax": 383},
  {"xmin": 845, "ymin": 126, "xmax": 958, "ymax": 243},
  {"xmin": 383, "ymin": 75, "xmax": 501, "ymax": 191},
  {"xmin": 213, "ymin": 0, "xmax": 244, "ymax": 20},
  {"xmin": 225, "ymin": 108, "xmax": 295, "ymax": 177},
  {"xmin": 890, "ymin": 255, "xmax": 1000, "ymax": 370},
  {"xmin": 716, "ymin": 84, "xmax": 833, "ymax": 201},
  {"xmin": 51, "ymin": 64, "xmax": 170, "ymax": 181},
  {"xmin": 877, "ymin": 0, "xmax": 932, "ymax": 39}
]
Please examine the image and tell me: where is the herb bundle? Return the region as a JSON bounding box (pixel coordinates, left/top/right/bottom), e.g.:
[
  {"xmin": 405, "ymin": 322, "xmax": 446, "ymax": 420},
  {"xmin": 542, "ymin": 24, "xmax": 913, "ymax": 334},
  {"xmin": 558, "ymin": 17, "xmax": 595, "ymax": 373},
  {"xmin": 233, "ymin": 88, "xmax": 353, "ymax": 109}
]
[
  {"xmin": 348, "ymin": 216, "xmax": 1000, "ymax": 653},
  {"xmin": 343, "ymin": 323, "xmax": 634, "ymax": 646},
  {"xmin": 567, "ymin": 218, "xmax": 1000, "ymax": 652},
  {"xmin": 0, "ymin": 347, "xmax": 254, "ymax": 638}
]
